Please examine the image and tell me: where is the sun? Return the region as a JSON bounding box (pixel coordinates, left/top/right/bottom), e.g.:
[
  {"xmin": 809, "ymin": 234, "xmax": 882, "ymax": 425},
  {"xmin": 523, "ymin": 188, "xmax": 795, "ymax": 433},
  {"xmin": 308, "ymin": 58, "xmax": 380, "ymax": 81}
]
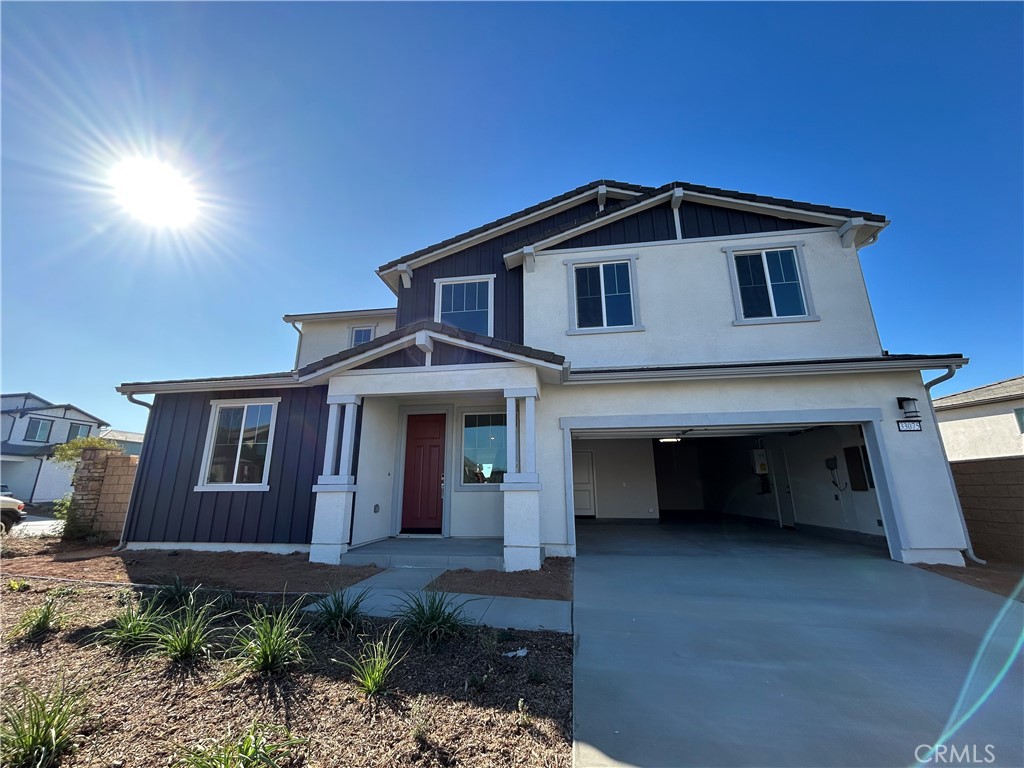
[{"xmin": 109, "ymin": 157, "xmax": 198, "ymax": 228}]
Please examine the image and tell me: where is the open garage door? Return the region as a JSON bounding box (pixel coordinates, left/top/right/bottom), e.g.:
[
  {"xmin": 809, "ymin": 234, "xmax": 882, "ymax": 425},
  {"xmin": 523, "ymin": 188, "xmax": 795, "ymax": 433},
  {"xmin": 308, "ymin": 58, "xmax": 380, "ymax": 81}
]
[{"xmin": 570, "ymin": 420, "xmax": 894, "ymax": 556}]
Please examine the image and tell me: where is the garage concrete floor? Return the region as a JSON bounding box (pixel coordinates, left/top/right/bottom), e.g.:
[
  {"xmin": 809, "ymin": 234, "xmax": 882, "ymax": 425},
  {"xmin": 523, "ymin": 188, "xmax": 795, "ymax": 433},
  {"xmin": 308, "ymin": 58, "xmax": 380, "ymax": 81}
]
[{"xmin": 573, "ymin": 521, "xmax": 1024, "ymax": 768}]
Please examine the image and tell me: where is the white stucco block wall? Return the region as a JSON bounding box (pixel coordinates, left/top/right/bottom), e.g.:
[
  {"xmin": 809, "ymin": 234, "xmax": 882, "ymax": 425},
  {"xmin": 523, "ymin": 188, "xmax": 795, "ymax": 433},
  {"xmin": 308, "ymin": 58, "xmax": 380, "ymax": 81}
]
[
  {"xmin": 350, "ymin": 397, "xmax": 400, "ymax": 547},
  {"xmin": 523, "ymin": 229, "xmax": 883, "ymax": 369},
  {"xmin": 936, "ymin": 401, "xmax": 1024, "ymax": 461},
  {"xmin": 534, "ymin": 370, "xmax": 967, "ymax": 565}
]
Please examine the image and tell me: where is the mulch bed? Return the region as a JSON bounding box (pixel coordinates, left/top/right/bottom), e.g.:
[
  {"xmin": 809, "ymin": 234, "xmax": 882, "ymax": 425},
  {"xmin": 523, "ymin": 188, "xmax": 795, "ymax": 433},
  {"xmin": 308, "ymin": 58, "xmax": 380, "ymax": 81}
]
[
  {"xmin": 1, "ymin": 539, "xmax": 380, "ymax": 594},
  {"xmin": 426, "ymin": 558, "xmax": 573, "ymax": 602},
  {"xmin": 0, "ymin": 584, "xmax": 572, "ymax": 767}
]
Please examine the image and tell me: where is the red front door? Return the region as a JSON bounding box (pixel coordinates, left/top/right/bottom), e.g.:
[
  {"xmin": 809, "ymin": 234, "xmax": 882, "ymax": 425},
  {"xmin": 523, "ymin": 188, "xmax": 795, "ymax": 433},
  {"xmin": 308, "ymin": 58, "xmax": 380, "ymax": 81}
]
[{"xmin": 401, "ymin": 413, "xmax": 445, "ymax": 533}]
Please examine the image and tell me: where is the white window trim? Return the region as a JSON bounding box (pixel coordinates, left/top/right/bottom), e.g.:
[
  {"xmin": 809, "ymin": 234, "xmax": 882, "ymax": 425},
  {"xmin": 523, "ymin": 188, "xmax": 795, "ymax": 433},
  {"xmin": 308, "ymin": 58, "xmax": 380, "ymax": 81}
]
[
  {"xmin": 25, "ymin": 417, "xmax": 53, "ymax": 443},
  {"xmin": 349, "ymin": 324, "xmax": 376, "ymax": 347},
  {"xmin": 563, "ymin": 254, "xmax": 644, "ymax": 335},
  {"xmin": 433, "ymin": 274, "xmax": 496, "ymax": 337},
  {"xmin": 456, "ymin": 406, "xmax": 508, "ymax": 492},
  {"xmin": 194, "ymin": 397, "xmax": 282, "ymax": 493},
  {"xmin": 723, "ymin": 242, "xmax": 819, "ymax": 325}
]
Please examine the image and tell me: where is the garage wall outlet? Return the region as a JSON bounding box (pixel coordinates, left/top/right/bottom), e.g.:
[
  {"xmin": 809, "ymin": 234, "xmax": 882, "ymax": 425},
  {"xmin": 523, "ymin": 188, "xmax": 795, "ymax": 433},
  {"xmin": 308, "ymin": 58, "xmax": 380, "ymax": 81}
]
[
  {"xmin": 877, "ymin": 519, "xmax": 883, "ymax": 527},
  {"xmin": 834, "ymin": 494, "xmax": 840, "ymax": 501}
]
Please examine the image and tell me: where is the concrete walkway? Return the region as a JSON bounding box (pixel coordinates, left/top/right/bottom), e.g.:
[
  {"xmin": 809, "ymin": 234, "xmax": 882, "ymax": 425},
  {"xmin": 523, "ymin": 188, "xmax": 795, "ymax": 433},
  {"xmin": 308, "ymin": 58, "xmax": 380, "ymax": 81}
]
[
  {"xmin": 573, "ymin": 523, "xmax": 1024, "ymax": 768},
  {"xmin": 310, "ymin": 565, "xmax": 573, "ymax": 633},
  {"xmin": 12, "ymin": 515, "xmax": 64, "ymax": 537}
]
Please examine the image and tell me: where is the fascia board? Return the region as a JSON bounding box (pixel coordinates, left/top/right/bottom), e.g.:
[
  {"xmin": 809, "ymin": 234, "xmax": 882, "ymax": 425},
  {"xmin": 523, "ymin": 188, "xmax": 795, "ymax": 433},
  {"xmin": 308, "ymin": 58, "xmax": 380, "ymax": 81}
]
[
  {"xmin": 564, "ymin": 357, "xmax": 970, "ymax": 384},
  {"xmin": 282, "ymin": 308, "xmax": 397, "ymax": 324},
  {"xmin": 423, "ymin": 331, "xmax": 564, "ymax": 371},
  {"xmin": 298, "ymin": 335, "xmax": 420, "ymax": 383},
  {"xmin": 116, "ymin": 376, "xmax": 300, "ymax": 395}
]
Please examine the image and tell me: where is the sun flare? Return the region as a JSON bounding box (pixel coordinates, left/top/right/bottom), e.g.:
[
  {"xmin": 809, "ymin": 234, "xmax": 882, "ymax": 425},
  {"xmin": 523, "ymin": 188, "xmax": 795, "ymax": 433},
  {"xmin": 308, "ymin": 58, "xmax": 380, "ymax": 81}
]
[{"xmin": 109, "ymin": 157, "xmax": 198, "ymax": 228}]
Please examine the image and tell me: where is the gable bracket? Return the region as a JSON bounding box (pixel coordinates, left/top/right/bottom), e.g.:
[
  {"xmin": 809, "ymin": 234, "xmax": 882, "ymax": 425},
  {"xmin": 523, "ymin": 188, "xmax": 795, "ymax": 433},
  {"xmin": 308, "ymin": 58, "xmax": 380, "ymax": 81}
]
[
  {"xmin": 670, "ymin": 188, "xmax": 685, "ymax": 240},
  {"xmin": 597, "ymin": 184, "xmax": 607, "ymax": 212},
  {"xmin": 396, "ymin": 264, "xmax": 413, "ymax": 289},
  {"xmin": 838, "ymin": 217, "xmax": 867, "ymax": 249},
  {"xmin": 523, "ymin": 246, "xmax": 536, "ymax": 273}
]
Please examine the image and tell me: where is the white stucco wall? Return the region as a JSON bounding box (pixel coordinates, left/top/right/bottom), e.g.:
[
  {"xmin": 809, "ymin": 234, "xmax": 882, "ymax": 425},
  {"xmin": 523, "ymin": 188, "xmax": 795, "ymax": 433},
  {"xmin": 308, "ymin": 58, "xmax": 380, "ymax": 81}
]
[
  {"xmin": 936, "ymin": 400, "xmax": 1024, "ymax": 461},
  {"xmin": 297, "ymin": 314, "xmax": 397, "ymax": 368},
  {"xmin": 32, "ymin": 458, "xmax": 75, "ymax": 503},
  {"xmin": 6, "ymin": 409, "xmax": 97, "ymax": 446},
  {"xmin": 350, "ymin": 397, "xmax": 399, "ymax": 547},
  {"xmin": 1, "ymin": 458, "xmax": 40, "ymax": 500},
  {"xmin": 572, "ymin": 439, "xmax": 660, "ymax": 519},
  {"xmin": 534, "ymin": 370, "xmax": 967, "ymax": 564},
  {"xmin": 523, "ymin": 229, "xmax": 883, "ymax": 369}
]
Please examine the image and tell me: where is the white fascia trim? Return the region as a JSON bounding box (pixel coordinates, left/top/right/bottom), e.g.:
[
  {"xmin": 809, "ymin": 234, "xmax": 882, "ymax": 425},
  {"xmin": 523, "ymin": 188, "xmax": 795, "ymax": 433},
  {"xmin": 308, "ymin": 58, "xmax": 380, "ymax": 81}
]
[
  {"xmin": 564, "ymin": 357, "xmax": 970, "ymax": 384},
  {"xmin": 117, "ymin": 376, "xmax": 299, "ymax": 395},
  {"xmin": 677, "ymin": 189, "xmax": 890, "ymax": 231},
  {"xmin": 423, "ymin": 332, "xmax": 564, "ymax": 371},
  {"xmin": 541, "ymin": 227, "xmax": 839, "ymax": 258},
  {"xmin": 378, "ymin": 186, "xmax": 645, "ymax": 286},
  {"xmin": 282, "ymin": 308, "xmax": 396, "ymax": 324},
  {"xmin": 125, "ymin": 541, "xmax": 310, "ymax": 555},
  {"xmin": 298, "ymin": 336, "xmax": 422, "ymax": 382},
  {"xmin": 341, "ymin": 361, "xmax": 522, "ymax": 376}
]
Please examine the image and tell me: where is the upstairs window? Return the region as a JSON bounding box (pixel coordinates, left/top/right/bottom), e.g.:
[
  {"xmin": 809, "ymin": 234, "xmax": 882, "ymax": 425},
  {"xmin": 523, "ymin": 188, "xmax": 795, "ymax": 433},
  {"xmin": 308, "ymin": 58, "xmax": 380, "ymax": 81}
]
[
  {"xmin": 434, "ymin": 275, "xmax": 494, "ymax": 336},
  {"xmin": 351, "ymin": 326, "xmax": 373, "ymax": 346},
  {"xmin": 733, "ymin": 248, "xmax": 807, "ymax": 319},
  {"xmin": 567, "ymin": 257, "xmax": 642, "ymax": 333},
  {"xmin": 25, "ymin": 417, "xmax": 53, "ymax": 442},
  {"xmin": 67, "ymin": 423, "xmax": 91, "ymax": 441},
  {"xmin": 197, "ymin": 398, "xmax": 280, "ymax": 491}
]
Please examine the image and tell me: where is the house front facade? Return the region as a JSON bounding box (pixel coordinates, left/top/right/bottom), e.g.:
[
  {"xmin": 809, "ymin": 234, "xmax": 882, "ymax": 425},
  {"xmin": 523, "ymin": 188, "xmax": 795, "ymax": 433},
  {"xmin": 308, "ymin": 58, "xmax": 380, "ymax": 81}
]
[
  {"xmin": 118, "ymin": 179, "xmax": 974, "ymax": 569},
  {"xmin": 1, "ymin": 392, "xmax": 110, "ymax": 502}
]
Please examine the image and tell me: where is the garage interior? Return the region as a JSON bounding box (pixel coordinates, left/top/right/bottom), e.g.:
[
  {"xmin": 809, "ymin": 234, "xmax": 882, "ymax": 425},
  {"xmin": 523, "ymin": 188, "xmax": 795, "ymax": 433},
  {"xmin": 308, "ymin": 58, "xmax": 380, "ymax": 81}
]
[{"xmin": 571, "ymin": 423, "xmax": 889, "ymax": 549}]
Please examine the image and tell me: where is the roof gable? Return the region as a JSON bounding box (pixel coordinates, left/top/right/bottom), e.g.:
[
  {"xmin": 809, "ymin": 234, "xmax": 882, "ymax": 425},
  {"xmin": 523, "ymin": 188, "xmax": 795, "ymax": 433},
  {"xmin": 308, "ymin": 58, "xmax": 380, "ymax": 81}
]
[{"xmin": 934, "ymin": 375, "xmax": 1024, "ymax": 409}]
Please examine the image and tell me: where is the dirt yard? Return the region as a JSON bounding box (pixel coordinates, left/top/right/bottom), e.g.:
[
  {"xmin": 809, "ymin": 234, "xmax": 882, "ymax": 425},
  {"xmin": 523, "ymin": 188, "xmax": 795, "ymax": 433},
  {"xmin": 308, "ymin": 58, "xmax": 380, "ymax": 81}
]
[
  {"xmin": 426, "ymin": 558, "xmax": 573, "ymax": 602},
  {"xmin": 0, "ymin": 584, "xmax": 572, "ymax": 767}
]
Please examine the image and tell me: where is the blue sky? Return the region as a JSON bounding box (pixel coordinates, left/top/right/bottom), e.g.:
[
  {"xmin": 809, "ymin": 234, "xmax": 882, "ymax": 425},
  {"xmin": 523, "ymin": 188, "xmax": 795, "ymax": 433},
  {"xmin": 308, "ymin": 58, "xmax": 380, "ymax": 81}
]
[{"xmin": 2, "ymin": 2, "xmax": 1021, "ymax": 434}]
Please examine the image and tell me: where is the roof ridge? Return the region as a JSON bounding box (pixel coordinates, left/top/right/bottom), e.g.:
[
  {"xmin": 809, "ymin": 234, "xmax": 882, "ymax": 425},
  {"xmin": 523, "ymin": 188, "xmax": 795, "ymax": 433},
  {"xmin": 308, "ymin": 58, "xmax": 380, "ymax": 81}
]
[{"xmin": 933, "ymin": 374, "xmax": 1024, "ymax": 401}]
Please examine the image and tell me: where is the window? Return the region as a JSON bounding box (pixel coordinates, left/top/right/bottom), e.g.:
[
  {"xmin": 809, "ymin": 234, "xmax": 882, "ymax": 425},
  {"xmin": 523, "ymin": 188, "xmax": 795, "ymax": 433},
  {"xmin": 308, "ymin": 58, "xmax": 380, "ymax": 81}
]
[
  {"xmin": 351, "ymin": 326, "xmax": 373, "ymax": 346},
  {"xmin": 1015, "ymin": 408, "xmax": 1024, "ymax": 434},
  {"xmin": 733, "ymin": 247, "xmax": 810, "ymax": 320},
  {"xmin": 435, "ymin": 275, "xmax": 494, "ymax": 336},
  {"xmin": 25, "ymin": 418, "xmax": 52, "ymax": 442},
  {"xmin": 197, "ymin": 399, "xmax": 280, "ymax": 491},
  {"xmin": 565, "ymin": 256, "xmax": 642, "ymax": 333},
  {"xmin": 67, "ymin": 423, "xmax": 91, "ymax": 441},
  {"xmin": 461, "ymin": 413, "xmax": 506, "ymax": 485}
]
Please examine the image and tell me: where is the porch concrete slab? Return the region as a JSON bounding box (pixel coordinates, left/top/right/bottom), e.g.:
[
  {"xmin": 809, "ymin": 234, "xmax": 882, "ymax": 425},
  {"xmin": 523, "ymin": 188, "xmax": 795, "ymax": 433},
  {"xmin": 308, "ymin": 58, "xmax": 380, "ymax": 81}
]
[
  {"xmin": 573, "ymin": 523, "xmax": 1024, "ymax": 768},
  {"xmin": 340, "ymin": 537, "xmax": 504, "ymax": 570},
  {"xmin": 354, "ymin": 567, "xmax": 444, "ymax": 591},
  {"xmin": 481, "ymin": 595, "xmax": 573, "ymax": 633}
]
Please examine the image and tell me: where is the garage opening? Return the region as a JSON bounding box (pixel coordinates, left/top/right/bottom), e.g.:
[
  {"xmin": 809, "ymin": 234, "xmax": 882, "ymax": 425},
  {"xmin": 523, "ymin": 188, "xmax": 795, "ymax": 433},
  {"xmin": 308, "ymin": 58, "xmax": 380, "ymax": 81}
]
[{"xmin": 571, "ymin": 422, "xmax": 890, "ymax": 552}]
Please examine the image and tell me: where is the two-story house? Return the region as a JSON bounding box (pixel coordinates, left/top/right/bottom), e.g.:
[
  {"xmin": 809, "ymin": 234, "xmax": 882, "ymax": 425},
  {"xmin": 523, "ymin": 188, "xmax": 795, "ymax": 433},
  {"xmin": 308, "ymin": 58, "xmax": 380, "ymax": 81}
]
[
  {"xmin": 1, "ymin": 392, "xmax": 110, "ymax": 503},
  {"xmin": 116, "ymin": 179, "xmax": 973, "ymax": 569}
]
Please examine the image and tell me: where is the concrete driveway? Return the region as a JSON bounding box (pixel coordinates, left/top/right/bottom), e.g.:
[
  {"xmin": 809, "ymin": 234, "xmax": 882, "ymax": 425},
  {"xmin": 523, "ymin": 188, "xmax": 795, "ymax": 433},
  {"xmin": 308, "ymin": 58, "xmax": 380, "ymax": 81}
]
[{"xmin": 573, "ymin": 522, "xmax": 1023, "ymax": 768}]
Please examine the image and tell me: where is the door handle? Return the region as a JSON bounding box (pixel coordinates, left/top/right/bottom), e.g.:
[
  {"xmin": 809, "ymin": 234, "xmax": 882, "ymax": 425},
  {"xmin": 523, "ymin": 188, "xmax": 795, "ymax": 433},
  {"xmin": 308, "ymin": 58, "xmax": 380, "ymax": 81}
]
[{"xmin": 440, "ymin": 473, "xmax": 445, "ymax": 500}]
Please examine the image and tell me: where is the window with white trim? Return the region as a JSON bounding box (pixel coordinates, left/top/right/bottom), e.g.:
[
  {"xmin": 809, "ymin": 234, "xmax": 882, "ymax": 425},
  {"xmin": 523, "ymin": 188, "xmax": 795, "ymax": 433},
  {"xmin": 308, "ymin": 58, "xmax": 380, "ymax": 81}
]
[
  {"xmin": 434, "ymin": 275, "xmax": 494, "ymax": 336},
  {"xmin": 351, "ymin": 326, "xmax": 373, "ymax": 346},
  {"xmin": 67, "ymin": 423, "xmax": 91, "ymax": 441},
  {"xmin": 733, "ymin": 247, "xmax": 808, "ymax": 319},
  {"xmin": 198, "ymin": 400, "xmax": 280, "ymax": 490},
  {"xmin": 461, "ymin": 413, "xmax": 507, "ymax": 485},
  {"xmin": 25, "ymin": 418, "xmax": 53, "ymax": 442},
  {"xmin": 572, "ymin": 261, "xmax": 635, "ymax": 329}
]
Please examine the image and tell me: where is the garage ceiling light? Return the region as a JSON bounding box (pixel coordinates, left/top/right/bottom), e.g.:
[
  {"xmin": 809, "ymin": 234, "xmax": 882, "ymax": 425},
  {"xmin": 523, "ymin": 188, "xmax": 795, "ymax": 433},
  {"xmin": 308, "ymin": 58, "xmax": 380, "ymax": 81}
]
[{"xmin": 658, "ymin": 437, "xmax": 681, "ymax": 443}]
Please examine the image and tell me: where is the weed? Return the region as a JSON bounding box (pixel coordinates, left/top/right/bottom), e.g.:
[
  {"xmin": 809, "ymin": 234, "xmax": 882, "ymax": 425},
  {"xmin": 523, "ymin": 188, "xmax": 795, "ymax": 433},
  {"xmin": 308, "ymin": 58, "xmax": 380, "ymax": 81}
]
[
  {"xmin": 6, "ymin": 597, "xmax": 64, "ymax": 643},
  {"xmin": 408, "ymin": 695, "xmax": 431, "ymax": 743},
  {"xmin": 172, "ymin": 721, "xmax": 304, "ymax": 767},
  {"xmin": 337, "ymin": 623, "xmax": 408, "ymax": 698},
  {"xmin": 96, "ymin": 598, "xmax": 162, "ymax": 652},
  {"xmin": 115, "ymin": 587, "xmax": 138, "ymax": 607},
  {"xmin": 230, "ymin": 599, "xmax": 309, "ymax": 676},
  {"xmin": 147, "ymin": 597, "xmax": 219, "ymax": 663},
  {"xmin": 464, "ymin": 672, "xmax": 489, "ymax": 694},
  {"xmin": 479, "ymin": 629, "xmax": 498, "ymax": 658},
  {"xmin": 313, "ymin": 587, "xmax": 369, "ymax": 639},
  {"xmin": 515, "ymin": 698, "xmax": 532, "ymax": 728},
  {"xmin": 6, "ymin": 578, "xmax": 30, "ymax": 592},
  {"xmin": 396, "ymin": 591, "xmax": 472, "ymax": 649},
  {"xmin": 0, "ymin": 679, "xmax": 87, "ymax": 768},
  {"xmin": 48, "ymin": 585, "xmax": 79, "ymax": 599}
]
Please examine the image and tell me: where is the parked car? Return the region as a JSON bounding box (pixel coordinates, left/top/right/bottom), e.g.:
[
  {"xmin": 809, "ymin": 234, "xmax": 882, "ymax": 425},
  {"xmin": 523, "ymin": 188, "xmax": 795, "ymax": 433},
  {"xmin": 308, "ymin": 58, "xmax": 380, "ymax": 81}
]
[
  {"xmin": 0, "ymin": 484, "xmax": 12, "ymax": 497},
  {"xmin": 1, "ymin": 495, "xmax": 26, "ymax": 533}
]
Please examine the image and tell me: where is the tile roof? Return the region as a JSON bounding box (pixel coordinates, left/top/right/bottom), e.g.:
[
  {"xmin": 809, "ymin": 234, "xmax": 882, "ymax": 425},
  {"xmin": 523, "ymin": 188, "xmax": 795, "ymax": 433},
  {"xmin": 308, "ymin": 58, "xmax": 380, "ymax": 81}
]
[
  {"xmin": 297, "ymin": 320, "xmax": 565, "ymax": 377},
  {"xmin": 0, "ymin": 403, "xmax": 110, "ymax": 427},
  {"xmin": 1, "ymin": 441, "xmax": 57, "ymax": 458},
  {"xmin": 933, "ymin": 375, "xmax": 1024, "ymax": 409}
]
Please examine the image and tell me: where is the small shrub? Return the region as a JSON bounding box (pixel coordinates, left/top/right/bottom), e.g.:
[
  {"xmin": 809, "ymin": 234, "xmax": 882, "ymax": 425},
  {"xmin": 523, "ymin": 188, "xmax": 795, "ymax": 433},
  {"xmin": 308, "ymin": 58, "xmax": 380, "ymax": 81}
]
[
  {"xmin": 50, "ymin": 493, "xmax": 75, "ymax": 522},
  {"xmin": 338, "ymin": 624, "xmax": 408, "ymax": 698},
  {"xmin": 464, "ymin": 672, "xmax": 489, "ymax": 694},
  {"xmin": 47, "ymin": 585, "xmax": 79, "ymax": 599},
  {"xmin": 7, "ymin": 597, "xmax": 64, "ymax": 643},
  {"xmin": 173, "ymin": 721, "xmax": 304, "ymax": 767},
  {"xmin": 153, "ymin": 575, "xmax": 196, "ymax": 608},
  {"xmin": 148, "ymin": 598, "xmax": 219, "ymax": 663},
  {"xmin": 0, "ymin": 679, "xmax": 87, "ymax": 768},
  {"xmin": 313, "ymin": 587, "xmax": 369, "ymax": 639},
  {"xmin": 515, "ymin": 698, "xmax": 532, "ymax": 728},
  {"xmin": 396, "ymin": 591, "xmax": 472, "ymax": 649},
  {"xmin": 50, "ymin": 436, "xmax": 122, "ymax": 468},
  {"xmin": 97, "ymin": 599, "xmax": 161, "ymax": 652},
  {"xmin": 200, "ymin": 588, "xmax": 236, "ymax": 611},
  {"xmin": 408, "ymin": 696, "xmax": 431, "ymax": 743},
  {"xmin": 115, "ymin": 587, "xmax": 138, "ymax": 607},
  {"xmin": 231, "ymin": 600, "xmax": 309, "ymax": 676},
  {"xmin": 6, "ymin": 578, "xmax": 30, "ymax": 592}
]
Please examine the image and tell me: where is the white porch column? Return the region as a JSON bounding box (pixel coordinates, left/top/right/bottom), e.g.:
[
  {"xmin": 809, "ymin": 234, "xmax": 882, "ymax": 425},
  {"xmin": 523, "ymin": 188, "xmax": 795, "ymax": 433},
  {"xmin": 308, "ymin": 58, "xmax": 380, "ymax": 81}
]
[
  {"xmin": 503, "ymin": 388, "xmax": 539, "ymax": 484},
  {"xmin": 505, "ymin": 395, "xmax": 519, "ymax": 476},
  {"xmin": 310, "ymin": 394, "xmax": 362, "ymax": 564},
  {"xmin": 500, "ymin": 387, "xmax": 541, "ymax": 571}
]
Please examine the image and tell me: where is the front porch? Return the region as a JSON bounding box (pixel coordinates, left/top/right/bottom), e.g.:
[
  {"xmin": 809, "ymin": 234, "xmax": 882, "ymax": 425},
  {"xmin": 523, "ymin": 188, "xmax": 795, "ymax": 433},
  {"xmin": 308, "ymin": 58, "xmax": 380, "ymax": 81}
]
[{"xmin": 338, "ymin": 536, "xmax": 504, "ymax": 570}]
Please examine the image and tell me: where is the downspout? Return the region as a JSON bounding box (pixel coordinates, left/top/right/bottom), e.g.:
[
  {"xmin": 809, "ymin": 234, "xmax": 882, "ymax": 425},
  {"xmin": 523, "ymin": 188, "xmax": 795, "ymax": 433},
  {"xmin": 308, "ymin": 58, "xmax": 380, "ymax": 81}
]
[
  {"xmin": 924, "ymin": 365, "xmax": 986, "ymax": 565},
  {"xmin": 289, "ymin": 321, "xmax": 302, "ymax": 370},
  {"xmin": 114, "ymin": 392, "xmax": 153, "ymax": 550}
]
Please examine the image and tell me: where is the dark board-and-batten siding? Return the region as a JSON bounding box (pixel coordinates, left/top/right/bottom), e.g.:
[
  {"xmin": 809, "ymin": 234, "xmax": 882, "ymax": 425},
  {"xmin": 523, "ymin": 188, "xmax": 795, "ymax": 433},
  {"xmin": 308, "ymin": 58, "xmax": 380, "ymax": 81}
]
[
  {"xmin": 557, "ymin": 201, "xmax": 825, "ymax": 250},
  {"xmin": 395, "ymin": 201, "xmax": 601, "ymax": 344},
  {"xmin": 124, "ymin": 387, "xmax": 330, "ymax": 545}
]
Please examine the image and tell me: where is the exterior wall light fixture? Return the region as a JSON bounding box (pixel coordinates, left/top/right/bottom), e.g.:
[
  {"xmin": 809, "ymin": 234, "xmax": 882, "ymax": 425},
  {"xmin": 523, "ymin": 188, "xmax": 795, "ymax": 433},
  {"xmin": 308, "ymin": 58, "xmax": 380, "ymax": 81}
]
[{"xmin": 897, "ymin": 397, "xmax": 921, "ymax": 419}]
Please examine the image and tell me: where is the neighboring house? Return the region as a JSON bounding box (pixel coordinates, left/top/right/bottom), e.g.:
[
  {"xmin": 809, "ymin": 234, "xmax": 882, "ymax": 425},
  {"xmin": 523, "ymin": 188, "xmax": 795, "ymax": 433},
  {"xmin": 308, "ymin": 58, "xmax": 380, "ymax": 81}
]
[
  {"xmin": 933, "ymin": 376, "xmax": 1024, "ymax": 461},
  {"xmin": 98, "ymin": 427, "xmax": 146, "ymax": 457},
  {"xmin": 117, "ymin": 179, "xmax": 973, "ymax": 569},
  {"xmin": 1, "ymin": 393, "xmax": 110, "ymax": 503}
]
